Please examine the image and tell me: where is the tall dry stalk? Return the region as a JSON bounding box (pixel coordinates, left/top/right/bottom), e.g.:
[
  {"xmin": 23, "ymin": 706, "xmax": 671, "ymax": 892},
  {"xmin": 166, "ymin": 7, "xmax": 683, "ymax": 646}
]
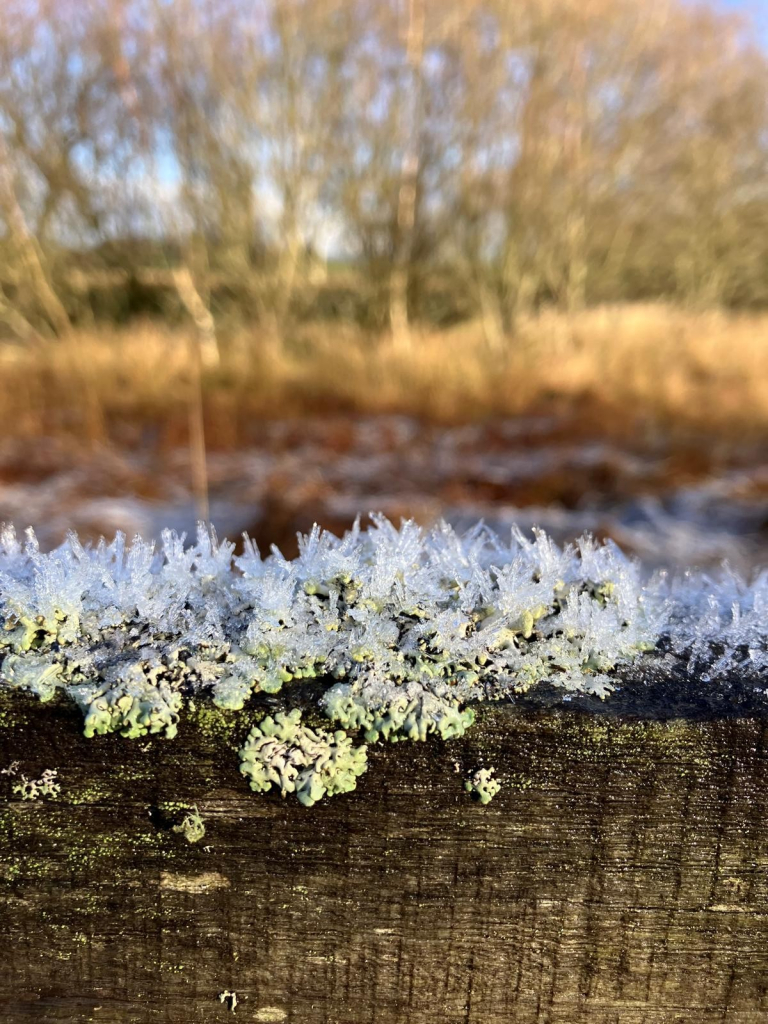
[
  {"xmin": 187, "ymin": 330, "xmax": 210, "ymax": 524},
  {"xmin": 389, "ymin": 0, "xmax": 425, "ymax": 353}
]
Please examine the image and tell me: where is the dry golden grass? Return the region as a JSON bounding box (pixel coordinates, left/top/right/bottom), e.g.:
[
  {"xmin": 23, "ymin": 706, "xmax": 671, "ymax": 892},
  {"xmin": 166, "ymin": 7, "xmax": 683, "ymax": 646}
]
[{"xmin": 1, "ymin": 303, "xmax": 766, "ymax": 446}]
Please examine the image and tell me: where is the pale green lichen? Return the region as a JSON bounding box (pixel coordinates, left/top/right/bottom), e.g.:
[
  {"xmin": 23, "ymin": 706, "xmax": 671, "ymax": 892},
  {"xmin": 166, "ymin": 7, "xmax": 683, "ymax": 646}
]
[
  {"xmin": 465, "ymin": 767, "xmax": 500, "ymax": 805},
  {"xmin": 324, "ymin": 681, "xmax": 475, "ymax": 742},
  {"xmin": 12, "ymin": 768, "xmax": 60, "ymax": 801},
  {"xmin": 69, "ymin": 670, "xmax": 182, "ymax": 740},
  {"xmin": 0, "ymin": 653, "xmax": 62, "ymax": 702},
  {"xmin": 172, "ymin": 806, "xmax": 206, "ymax": 843},
  {"xmin": 239, "ymin": 709, "xmax": 368, "ymax": 807}
]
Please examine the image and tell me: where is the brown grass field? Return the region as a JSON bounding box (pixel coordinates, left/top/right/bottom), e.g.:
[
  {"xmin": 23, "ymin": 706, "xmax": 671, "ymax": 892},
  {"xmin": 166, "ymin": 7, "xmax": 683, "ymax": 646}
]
[{"xmin": 1, "ymin": 303, "xmax": 766, "ymax": 449}]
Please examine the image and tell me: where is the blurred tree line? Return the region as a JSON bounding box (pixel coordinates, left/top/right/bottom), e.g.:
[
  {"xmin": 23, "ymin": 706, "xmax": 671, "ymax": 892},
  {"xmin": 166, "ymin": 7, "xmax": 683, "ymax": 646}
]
[{"xmin": 0, "ymin": 0, "xmax": 767, "ymax": 349}]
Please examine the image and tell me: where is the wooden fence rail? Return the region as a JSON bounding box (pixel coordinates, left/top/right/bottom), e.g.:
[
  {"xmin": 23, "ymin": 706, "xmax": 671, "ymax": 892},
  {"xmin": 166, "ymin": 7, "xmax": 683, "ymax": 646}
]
[{"xmin": 1, "ymin": 687, "xmax": 768, "ymax": 1023}]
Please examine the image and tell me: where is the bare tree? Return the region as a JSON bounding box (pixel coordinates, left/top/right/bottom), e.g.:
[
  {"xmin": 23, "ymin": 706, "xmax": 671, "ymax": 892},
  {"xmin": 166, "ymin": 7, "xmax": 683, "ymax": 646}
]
[{"xmin": 0, "ymin": 0, "xmax": 767, "ymax": 342}]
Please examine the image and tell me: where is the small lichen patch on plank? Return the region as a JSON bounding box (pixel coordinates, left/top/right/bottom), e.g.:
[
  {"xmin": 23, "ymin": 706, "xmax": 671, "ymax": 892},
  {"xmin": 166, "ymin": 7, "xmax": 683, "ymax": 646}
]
[
  {"xmin": 253, "ymin": 1009, "xmax": 288, "ymax": 1022},
  {"xmin": 160, "ymin": 870, "xmax": 230, "ymax": 892}
]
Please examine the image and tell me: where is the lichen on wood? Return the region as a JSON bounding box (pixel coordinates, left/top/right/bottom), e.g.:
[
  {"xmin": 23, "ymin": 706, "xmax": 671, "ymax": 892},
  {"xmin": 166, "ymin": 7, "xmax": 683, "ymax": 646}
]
[
  {"xmin": 2, "ymin": 698, "xmax": 768, "ymax": 1023},
  {"xmin": 0, "ymin": 514, "xmax": 766, "ymax": 818}
]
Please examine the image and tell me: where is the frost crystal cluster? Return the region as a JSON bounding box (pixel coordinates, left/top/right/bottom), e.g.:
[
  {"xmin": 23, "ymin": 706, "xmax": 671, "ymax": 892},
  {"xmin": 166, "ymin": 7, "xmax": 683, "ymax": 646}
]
[
  {"xmin": 0, "ymin": 513, "xmax": 762, "ymax": 806},
  {"xmin": 663, "ymin": 566, "xmax": 768, "ymax": 679}
]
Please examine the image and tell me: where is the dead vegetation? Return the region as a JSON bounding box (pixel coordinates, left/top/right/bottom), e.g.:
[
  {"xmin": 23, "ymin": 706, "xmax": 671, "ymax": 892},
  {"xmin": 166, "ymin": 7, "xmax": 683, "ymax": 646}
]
[{"xmin": 1, "ymin": 304, "xmax": 765, "ymax": 447}]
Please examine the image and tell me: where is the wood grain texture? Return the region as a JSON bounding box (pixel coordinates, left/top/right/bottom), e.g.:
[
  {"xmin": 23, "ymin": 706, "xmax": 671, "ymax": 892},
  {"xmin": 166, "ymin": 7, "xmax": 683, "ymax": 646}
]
[{"xmin": 1, "ymin": 690, "xmax": 768, "ymax": 1023}]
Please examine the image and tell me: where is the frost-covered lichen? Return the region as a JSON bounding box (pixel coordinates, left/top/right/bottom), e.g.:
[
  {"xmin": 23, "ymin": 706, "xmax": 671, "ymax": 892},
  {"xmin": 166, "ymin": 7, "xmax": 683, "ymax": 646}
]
[
  {"xmin": 0, "ymin": 516, "xmax": 661, "ymax": 725},
  {"xmin": 0, "ymin": 653, "xmax": 63, "ymax": 702},
  {"xmin": 1, "ymin": 513, "xmax": 761, "ymax": 807},
  {"xmin": 239, "ymin": 710, "xmax": 368, "ymax": 806},
  {"xmin": 465, "ymin": 767, "xmax": 500, "ymax": 805},
  {"xmin": 219, "ymin": 991, "xmax": 238, "ymax": 1013}
]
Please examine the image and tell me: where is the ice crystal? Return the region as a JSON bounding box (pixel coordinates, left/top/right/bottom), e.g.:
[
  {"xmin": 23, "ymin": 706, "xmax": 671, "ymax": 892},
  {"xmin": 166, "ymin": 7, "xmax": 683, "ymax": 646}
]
[
  {"xmin": 0, "ymin": 518, "xmax": 663, "ymax": 730},
  {"xmin": 663, "ymin": 566, "xmax": 768, "ymax": 679},
  {"xmin": 2, "ymin": 514, "xmax": 762, "ymax": 804}
]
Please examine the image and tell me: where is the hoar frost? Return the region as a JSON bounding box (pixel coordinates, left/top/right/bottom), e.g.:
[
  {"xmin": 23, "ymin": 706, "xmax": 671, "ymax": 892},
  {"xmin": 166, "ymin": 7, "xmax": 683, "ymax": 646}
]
[
  {"xmin": 663, "ymin": 566, "xmax": 768, "ymax": 679},
  {"xmin": 0, "ymin": 514, "xmax": 764, "ymax": 804}
]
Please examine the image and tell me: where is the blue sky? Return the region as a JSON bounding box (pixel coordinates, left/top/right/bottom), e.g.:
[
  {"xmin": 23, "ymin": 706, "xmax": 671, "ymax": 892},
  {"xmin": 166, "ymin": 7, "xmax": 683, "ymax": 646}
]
[
  {"xmin": 718, "ymin": 0, "xmax": 768, "ymax": 40},
  {"xmin": 719, "ymin": 0, "xmax": 766, "ymax": 10}
]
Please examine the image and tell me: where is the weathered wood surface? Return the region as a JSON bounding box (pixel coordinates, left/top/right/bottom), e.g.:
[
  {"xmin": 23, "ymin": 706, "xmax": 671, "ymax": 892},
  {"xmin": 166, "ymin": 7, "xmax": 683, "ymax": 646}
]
[{"xmin": 2, "ymin": 687, "xmax": 768, "ymax": 1024}]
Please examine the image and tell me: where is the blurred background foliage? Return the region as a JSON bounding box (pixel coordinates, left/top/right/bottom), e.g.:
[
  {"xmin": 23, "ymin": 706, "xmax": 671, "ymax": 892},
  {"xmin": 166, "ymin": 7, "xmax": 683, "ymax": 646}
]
[
  {"xmin": 0, "ymin": 0, "xmax": 766, "ymax": 566},
  {"xmin": 1, "ymin": 0, "xmax": 767, "ymax": 344}
]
